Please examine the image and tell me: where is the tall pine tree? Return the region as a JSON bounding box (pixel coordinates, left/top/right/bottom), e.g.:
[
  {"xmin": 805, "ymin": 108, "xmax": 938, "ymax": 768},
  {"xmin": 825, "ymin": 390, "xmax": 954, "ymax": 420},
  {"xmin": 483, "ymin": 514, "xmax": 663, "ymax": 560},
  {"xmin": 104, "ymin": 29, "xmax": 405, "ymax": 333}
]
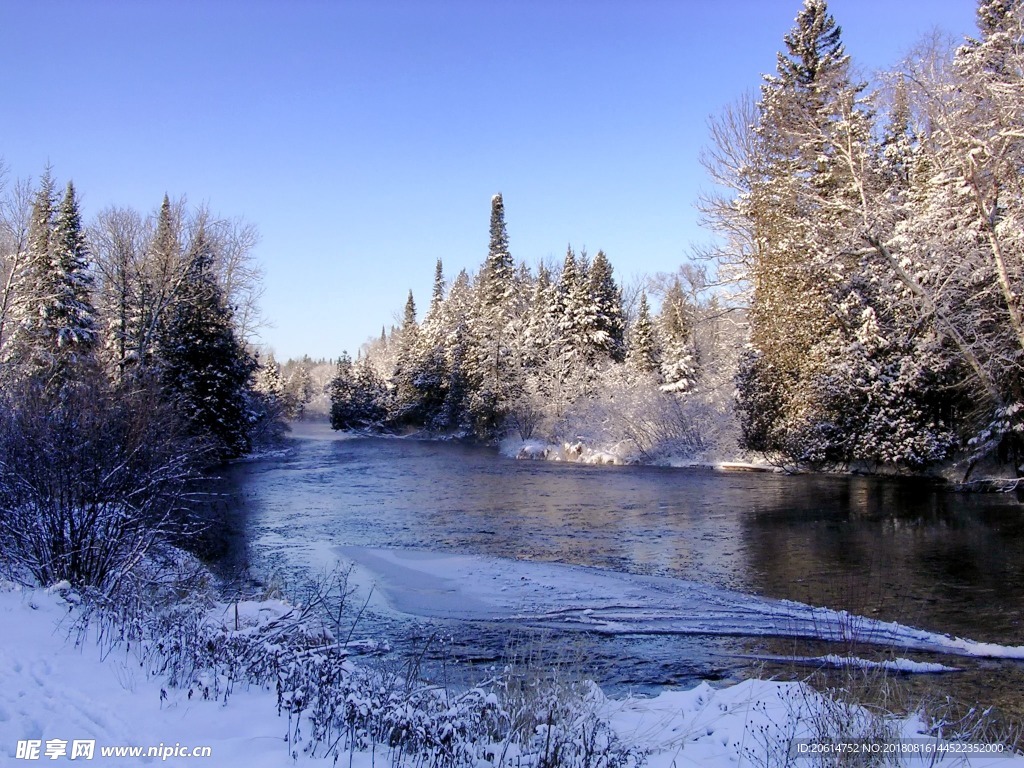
[
  {"xmin": 157, "ymin": 226, "xmax": 255, "ymax": 460},
  {"xmin": 10, "ymin": 174, "xmax": 98, "ymax": 388}
]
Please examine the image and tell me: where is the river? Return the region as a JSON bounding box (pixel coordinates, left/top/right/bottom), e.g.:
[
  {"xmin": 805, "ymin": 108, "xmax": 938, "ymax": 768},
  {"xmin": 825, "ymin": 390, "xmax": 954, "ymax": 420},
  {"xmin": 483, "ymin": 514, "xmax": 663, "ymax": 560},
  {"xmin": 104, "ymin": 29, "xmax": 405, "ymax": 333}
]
[{"xmin": 209, "ymin": 421, "xmax": 1024, "ymax": 716}]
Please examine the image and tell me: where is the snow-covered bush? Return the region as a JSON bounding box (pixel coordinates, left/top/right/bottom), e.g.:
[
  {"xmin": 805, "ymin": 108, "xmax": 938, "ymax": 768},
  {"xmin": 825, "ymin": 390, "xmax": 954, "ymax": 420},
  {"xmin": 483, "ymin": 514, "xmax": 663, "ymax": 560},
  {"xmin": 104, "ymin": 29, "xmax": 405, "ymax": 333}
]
[
  {"xmin": 0, "ymin": 378, "xmax": 197, "ymax": 592},
  {"xmin": 556, "ymin": 365, "xmax": 737, "ymax": 463}
]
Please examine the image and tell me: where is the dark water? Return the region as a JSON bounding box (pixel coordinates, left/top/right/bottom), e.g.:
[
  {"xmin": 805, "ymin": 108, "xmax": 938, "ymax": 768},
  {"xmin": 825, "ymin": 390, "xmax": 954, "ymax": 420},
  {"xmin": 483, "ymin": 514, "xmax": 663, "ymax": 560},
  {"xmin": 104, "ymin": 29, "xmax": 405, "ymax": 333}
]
[{"xmin": 211, "ymin": 421, "xmax": 1024, "ymax": 713}]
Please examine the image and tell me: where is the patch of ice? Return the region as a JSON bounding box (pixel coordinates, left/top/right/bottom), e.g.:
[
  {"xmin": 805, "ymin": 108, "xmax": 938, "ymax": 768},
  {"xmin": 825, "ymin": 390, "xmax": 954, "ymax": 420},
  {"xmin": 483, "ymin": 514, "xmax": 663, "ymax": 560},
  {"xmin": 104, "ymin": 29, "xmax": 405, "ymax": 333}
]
[
  {"xmin": 750, "ymin": 653, "xmax": 960, "ymax": 673},
  {"xmin": 337, "ymin": 547, "xmax": 1024, "ymax": 660}
]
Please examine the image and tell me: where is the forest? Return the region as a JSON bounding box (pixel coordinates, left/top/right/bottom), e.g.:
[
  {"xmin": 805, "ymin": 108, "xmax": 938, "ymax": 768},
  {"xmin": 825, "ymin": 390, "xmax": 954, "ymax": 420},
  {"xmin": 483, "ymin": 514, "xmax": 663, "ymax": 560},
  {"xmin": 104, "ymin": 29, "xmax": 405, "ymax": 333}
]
[
  {"xmin": 0, "ymin": 172, "xmax": 284, "ymax": 590},
  {"xmin": 330, "ymin": 0, "xmax": 1024, "ymax": 479}
]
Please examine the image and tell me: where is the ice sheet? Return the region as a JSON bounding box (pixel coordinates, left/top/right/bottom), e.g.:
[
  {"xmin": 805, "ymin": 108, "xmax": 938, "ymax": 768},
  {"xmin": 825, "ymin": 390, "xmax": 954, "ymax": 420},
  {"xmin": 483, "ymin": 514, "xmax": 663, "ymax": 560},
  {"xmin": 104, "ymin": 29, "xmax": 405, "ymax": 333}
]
[{"xmin": 337, "ymin": 546, "xmax": 1024, "ymax": 660}]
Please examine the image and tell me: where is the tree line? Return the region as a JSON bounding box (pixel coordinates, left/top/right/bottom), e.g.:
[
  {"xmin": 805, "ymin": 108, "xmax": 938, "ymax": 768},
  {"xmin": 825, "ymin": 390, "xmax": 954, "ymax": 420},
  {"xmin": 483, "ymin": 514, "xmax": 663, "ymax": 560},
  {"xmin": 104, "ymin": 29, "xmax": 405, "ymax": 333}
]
[
  {"xmin": 332, "ymin": 0, "xmax": 1024, "ymax": 478},
  {"xmin": 330, "ymin": 193, "xmax": 740, "ymax": 459}
]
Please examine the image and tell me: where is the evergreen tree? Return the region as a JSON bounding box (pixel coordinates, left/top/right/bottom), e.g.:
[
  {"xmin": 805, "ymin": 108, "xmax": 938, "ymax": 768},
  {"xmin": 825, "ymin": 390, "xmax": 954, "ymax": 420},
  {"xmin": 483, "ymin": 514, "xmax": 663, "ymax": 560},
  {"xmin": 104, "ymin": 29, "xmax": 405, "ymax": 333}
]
[
  {"xmin": 10, "ymin": 174, "xmax": 98, "ymax": 388},
  {"xmin": 51, "ymin": 182, "xmax": 98, "ymax": 361},
  {"xmin": 469, "ymin": 194, "xmax": 517, "ymax": 434},
  {"xmin": 523, "ymin": 263, "xmax": 558, "ymax": 370},
  {"xmin": 253, "ymin": 351, "xmax": 285, "ymax": 403},
  {"xmin": 587, "ymin": 250, "xmax": 626, "ymax": 362},
  {"xmin": 284, "ymin": 359, "xmax": 314, "ymax": 418},
  {"xmin": 391, "ymin": 290, "xmax": 425, "ymax": 425},
  {"xmin": 435, "ymin": 269, "xmax": 474, "ymax": 431},
  {"xmin": 554, "ymin": 245, "xmax": 596, "ymax": 359},
  {"xmin": 658, "ymin": 279, "xmax": 697, "ymax": 394},
  {"xmin": 428, "ymin": 258, "xmax": 445, "ymax": 317},
  {"xmin": 482, "ymin": 194, "xmax": 513, "ymax": 304},
  {"xmin": 156, "ymin": 226, "xmax": 256, "ymax": 460},
  {"xmin": 734, "ymin": 0, "xmax": 873, "ymax": 461},
  {"xmin": 133, "ymin": 195, "xmax": 183, "ymax": 370},
  {"xmin": 330, "ymin": 353, "xmax": 360, "ymax": 430},
  {"xmin": 330, "ymin": 352, "xmax": 388, "ymax": 430},
  {"xmin": 627, "ymin": 292, "xmax": 659, "ymax": 374}
]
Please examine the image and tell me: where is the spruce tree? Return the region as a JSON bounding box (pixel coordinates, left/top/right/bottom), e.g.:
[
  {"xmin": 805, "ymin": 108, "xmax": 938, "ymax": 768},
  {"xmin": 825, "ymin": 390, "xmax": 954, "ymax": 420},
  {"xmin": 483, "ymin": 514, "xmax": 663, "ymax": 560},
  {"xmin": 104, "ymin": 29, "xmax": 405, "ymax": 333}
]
[
  {"xmin": 428, "ymin": 258, "xmax": 445, "ymax": 317},
  {"xmin": 658, "ymin": 279, "xmax": 697, "ymax": 394},
  {"xmin": 10, "ymin": 174, "xmax": 98, "ymax": 388},
  {"xmin": 51, "ymin": 182, "xmax": 98, "ymax": 361},
  {"xmin": 587, "ymin": 250, "xmax": 625, "ymax": 362},
  {"xmin": 330, "ymin": 353, "xmax": 358, "ymax": 430},
  {"xmin": 133, "ymin": 195, "xmax": 181, "ymax": 370},
  {"xmin": 391, "ymin": 290, "xmax": 424, "ymax": 424},
  {"xmin": 156, "ymin": 226, "xmax": 255, "ymax": 460},
  {"xmin": 736, "ymin": 0, "xmax": 869, "ymax": 461},
  {"xmin": 627, "ymin": 292, "xmax": 659, "ymax": 374},
  {"xmin": 469, "ymin": 194, "xmax": 517, "ymax": 434}
]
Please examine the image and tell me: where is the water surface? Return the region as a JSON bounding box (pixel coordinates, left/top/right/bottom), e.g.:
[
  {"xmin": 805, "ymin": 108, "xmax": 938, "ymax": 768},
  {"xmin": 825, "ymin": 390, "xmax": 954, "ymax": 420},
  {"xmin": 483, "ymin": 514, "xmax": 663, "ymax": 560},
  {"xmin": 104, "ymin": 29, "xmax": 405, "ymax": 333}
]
[{"xmin": 212, "ymin": 421, "xmax": 1024, "ymax": 708}]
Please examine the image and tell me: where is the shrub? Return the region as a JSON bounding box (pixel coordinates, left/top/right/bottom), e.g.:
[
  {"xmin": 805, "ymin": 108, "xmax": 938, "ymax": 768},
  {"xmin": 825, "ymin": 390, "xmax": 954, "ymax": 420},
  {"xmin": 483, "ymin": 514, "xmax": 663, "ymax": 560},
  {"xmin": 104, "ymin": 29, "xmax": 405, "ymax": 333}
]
[{"xmin": 0, "ymin": 377, "xmax": 198, "ymax": 592}]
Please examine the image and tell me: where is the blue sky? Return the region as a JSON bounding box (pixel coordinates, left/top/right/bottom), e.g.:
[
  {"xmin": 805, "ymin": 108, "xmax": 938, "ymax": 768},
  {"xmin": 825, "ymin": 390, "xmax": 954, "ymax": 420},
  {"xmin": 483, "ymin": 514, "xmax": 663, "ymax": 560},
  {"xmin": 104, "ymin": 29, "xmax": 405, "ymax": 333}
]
[{"xmin": 0, "ymin": 0, "xmax": 977, "ymax": 361}]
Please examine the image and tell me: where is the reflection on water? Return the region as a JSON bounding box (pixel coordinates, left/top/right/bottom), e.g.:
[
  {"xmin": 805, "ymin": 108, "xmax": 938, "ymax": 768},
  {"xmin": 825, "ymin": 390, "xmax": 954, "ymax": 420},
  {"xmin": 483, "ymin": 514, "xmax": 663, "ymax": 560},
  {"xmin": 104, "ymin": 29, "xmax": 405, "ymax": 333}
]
[{"xmin": 211, "ymin": 421, "xmax": 1024, "ymax": 704}]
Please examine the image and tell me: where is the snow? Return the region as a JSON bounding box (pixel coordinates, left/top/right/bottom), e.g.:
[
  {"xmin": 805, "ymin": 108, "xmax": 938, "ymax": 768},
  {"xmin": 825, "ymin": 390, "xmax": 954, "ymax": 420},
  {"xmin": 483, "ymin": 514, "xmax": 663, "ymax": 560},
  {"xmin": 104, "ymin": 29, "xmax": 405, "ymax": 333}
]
[
  {"xmin": 0, "ymin": 576, "xmax": 1021, "ymax": 767},
  {"xmin": 748, "ymin": 654, "xmax": 961, "ymax": 674},
  {"xmin": 502, "ymin": 437, "xmax": 635, "ymax": 465},
  {"xmin": 0, "ymin": 583, "xmax": 294, "ymax": 767}
]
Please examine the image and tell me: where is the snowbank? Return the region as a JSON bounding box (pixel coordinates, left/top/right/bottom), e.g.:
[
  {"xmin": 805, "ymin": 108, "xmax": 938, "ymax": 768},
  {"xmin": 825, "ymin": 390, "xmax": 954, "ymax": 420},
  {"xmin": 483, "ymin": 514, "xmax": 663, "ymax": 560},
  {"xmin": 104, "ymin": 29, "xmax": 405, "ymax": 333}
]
[
  {"xmin": 503, "ymin": 437, "xmax": 637, "ymax": 465},
  {"xmin": 0, "ymin": 581, "xmax": 1020, "ymax": 767}
]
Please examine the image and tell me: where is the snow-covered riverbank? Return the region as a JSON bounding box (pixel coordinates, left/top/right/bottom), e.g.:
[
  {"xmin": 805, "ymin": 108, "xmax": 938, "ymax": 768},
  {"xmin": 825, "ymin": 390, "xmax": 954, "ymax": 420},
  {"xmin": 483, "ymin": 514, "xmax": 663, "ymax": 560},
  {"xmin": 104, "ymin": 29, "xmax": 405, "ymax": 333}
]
[{"xmin": 2, "ymin": 575, "xmax": 1021, "ymax": 767}]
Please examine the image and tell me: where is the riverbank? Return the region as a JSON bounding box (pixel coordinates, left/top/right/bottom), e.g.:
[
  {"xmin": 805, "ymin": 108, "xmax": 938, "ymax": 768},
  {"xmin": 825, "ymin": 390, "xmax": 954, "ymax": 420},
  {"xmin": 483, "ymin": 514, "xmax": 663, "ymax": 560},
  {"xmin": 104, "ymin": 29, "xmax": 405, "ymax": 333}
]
[
  {"xmin": 2, "ymin": 580, "xmax": 1021, "ymax": 767},
  {"xmin": 301, "ymin": 417, "xmax": 1022, "ymax": 490}
]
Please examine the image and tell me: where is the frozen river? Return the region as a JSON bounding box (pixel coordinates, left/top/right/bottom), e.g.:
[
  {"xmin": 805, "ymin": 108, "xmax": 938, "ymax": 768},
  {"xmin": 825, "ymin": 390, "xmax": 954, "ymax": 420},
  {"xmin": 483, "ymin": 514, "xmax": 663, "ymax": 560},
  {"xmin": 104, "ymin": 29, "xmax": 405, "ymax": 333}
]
[{"xmin": 210, "ymin": 421, "xmax": 1024, "ymax": 709}]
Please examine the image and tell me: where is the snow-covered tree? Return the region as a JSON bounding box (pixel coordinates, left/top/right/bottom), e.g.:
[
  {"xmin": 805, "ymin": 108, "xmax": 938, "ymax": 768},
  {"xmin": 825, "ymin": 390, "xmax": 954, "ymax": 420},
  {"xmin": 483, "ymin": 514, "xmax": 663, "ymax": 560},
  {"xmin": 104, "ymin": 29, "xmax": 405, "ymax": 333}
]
[
  {"xmin": 8, "ymin": 175, "xmax": 99, "ymax": 388},
  {"xmin": 330, "ymin": 352, "xmax": 387, "ymax": 431},
  {"xmin": 626, "ymin": 292, "xmax": 659, "ymax": 374},
  {"xmin": 391, "ymin": 290, "xmax": 429, "ymax": 426},
  {"xmin": 156, "ymin": 226, "xmax": 256, "ymax": 460},
  {"xmin": 468, "ymin": 194, "xmax": 518, "ymax": 434},
  {"xmin": 0, "ymin": 172, "xmax": 36, "ymax": 364},
  {"xmin": 586, "ymin": 250, "xmax": 626, "ymax": 362},
  {"xmin": 657, "ymin": 279, "xmax": 697, "ymax": 394}
]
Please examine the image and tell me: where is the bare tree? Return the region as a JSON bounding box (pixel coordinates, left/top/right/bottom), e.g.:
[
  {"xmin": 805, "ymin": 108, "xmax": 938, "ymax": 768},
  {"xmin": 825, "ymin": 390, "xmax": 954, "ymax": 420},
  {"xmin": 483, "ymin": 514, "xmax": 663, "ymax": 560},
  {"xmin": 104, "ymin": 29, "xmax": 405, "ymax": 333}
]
[{"xmin": 0, "ymin": 172, "xmax": 36, "ymax": 359}]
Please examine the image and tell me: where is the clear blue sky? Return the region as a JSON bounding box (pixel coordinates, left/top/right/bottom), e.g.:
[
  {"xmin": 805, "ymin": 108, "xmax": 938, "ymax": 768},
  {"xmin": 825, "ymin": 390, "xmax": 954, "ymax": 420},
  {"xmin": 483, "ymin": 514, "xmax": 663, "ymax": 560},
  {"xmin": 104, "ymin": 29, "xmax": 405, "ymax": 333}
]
[{"xmin": 0, "ymin": 0, "xmax": 977, "ymax": 361}]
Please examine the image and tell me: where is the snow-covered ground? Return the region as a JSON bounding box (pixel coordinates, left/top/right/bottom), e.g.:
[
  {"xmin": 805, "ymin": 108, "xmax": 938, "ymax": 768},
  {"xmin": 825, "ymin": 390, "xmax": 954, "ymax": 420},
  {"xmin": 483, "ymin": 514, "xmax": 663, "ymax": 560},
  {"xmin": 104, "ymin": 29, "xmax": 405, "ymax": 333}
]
[{"xmin": 2, "ymin": 558, "xmax": 1023, "ymax": 766}]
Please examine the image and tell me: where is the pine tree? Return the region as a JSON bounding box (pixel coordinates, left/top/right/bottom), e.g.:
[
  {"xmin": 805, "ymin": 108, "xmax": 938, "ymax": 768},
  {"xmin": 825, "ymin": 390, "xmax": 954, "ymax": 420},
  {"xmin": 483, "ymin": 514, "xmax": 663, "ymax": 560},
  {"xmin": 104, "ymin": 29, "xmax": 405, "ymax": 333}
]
[
  {"xmin": 523, "ymin": 263, "xmax": 558, "ymax": 369},
  {"xmin": 253, "ymin": 351, "xmax": 285, "ymax": 402},
  {"xmin": 50, "ymin": 182, "xmax": 98, "ymax": 361},
  {"xmin": 469, "ymin": 194, "xmax": 517, "ymax": 434},
  {"xmin": 658, "ymin": 279, "xmax": 697, "ymax": 394},
  {"xmin": 391, "ymin": 290, "xmax": 425, "ymax": 425},
  {"xmin": 156, "ymin": 226, "xmax": 256, "ymax": 460},
  {"xmin": 627, "ymin": 292, "xmax": 659, "ymax": 374},
  {"xmin": 330, "ymin": 353, "xmax": 359, "ymax": 430},
  {"xmin": 435, "ymin": 269, "xmax": 474, "ymax": 431},
  {"xmin": 482, "ymin": 194, "xmax": 513, "ymax": 305},
  {"xmin": 587, "ymin": 250, "xmax": 626, "ymax": 362},
  {"xmin": 428, "ymin": 258, "xmax": 445, "ymax": 317},
  {"xmin": 555, "ymin": 245, "xmax": 597, "ymax": 359},
  {"xmin": 134, "ymin": 195, "xmax": 183, "ymax": 369},
  {"xmin": 10, "ymin": 174, "xmax": 98, "ymax": 388},
  {"xmin": 734, "ymin": 0, "xmax": 872, "ymax": 461}
]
